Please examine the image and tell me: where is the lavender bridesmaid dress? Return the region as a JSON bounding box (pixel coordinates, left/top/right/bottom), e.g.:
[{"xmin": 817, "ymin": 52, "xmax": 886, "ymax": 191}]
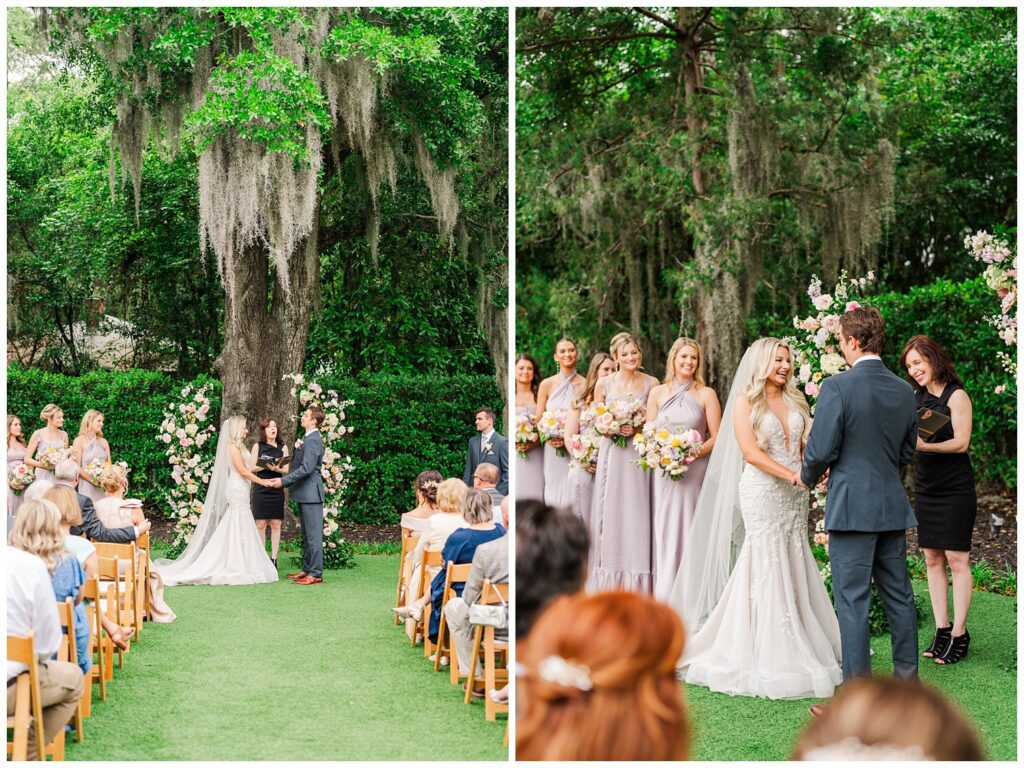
[
  {"xmin": 562, "ymin": 404, "xmax": 598, "ymax": 529},
  {"xmin": 7, "ymin": 444, "xmax": 27, "ymax": 519},
  {"xmin": 651, "ymin": 381, "xmax": 709, "ymax": 602},
  {"xmin": 515, "ymin": 405, "xmax": 545, "ymax": 501},
  {"xmin": 78, "ymin": 436, "xmax": 110, "ymax": 504},
  {"xmin": 32, "ymin": 434, "xmax": 67, "ymax": 484},
  {"xmin": 588, "ymin": 376, "xmax": 655, "ymax": 594},
  {"xmin": 542, "ymin": 373, "xmax": 578, "ymax": 506}
]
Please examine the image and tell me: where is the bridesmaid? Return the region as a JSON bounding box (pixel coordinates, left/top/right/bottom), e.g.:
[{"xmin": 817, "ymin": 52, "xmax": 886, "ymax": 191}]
[
  {"xmin": 514, "ymin": 353, "xmax": 545, "ymax": 501},
  {"xmin": 7, "ymin": 415, "xmax": 28, "ymax": 519},
  {"xmin": 562, "ymin": 352, "xmax": 615, "ymax": 529},
  {"xmin": 72, "ymin": 410, "xmax": 111, "ymax": 505},
  {"xmin": 645, "ymin": 338, "xmax": 721, "ymax": 602},
  {"xmin": 535, "ymin": 339, "xmax": 587, "ymax": 506},
  {"xmin": 589, "ymin": 333, "xmax": 659, "ymax": 593},
  {"xmin": 24, "ymin": 404, "xmax": 69, "ymax": 485}
]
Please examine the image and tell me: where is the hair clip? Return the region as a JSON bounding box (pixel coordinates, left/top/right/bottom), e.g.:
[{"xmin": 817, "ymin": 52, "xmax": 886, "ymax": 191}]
[{"xmin": 538, "ymin": 655, "xmax": 593, "ymax": 692}]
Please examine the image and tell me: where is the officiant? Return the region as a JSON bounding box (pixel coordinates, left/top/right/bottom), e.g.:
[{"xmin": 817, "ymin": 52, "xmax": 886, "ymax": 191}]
[{"xmin": 251, "ymin": 418, "xmax": 290, "ymax": 568}]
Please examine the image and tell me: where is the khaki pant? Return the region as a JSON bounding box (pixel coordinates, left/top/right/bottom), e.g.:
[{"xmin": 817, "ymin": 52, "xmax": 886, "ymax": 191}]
[
  {"xmin": 7, "ymin": 659, "xmax": 84, "ymax": 760},
  {"xmin": 444, "ymin": 597, "xmax": 478, "ymax": 676}
]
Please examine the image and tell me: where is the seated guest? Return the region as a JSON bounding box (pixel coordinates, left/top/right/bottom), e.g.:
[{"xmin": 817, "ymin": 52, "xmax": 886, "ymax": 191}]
[
  {"xmin": 23, "ymin": 479, "xmax": 54, "ymax": 503},
  {"xmin": 394, "ymin": 478, "xmax": 469, "ymax": 624},
  {"xmin": 445, "ymin": 496, "xmax": 509, "ymax": 692},
  {"xmin": 516, "ymin": 500, "xmax": 589, "ymax": 639},
  {"xmin": 6, "ymin": 541, "xmax": 85, "ymax": 759},
  {"xmin": 43, "ymin": 486, "xmax": 134, "ymax": 650},
  {"xmin": 9, "ymin": 499, "xmax": 91, "ymax": 677},
  {"xmin": 793, "ymin": 677, "xmax": 983, "ymax": 760},
  {"xmin": 517, "ymin": 591, "xmax": 690, "ymax": 761},
  {"xmin": 471, "ymin": 463, "xmax": 504, "ymax": 521},
  {"xmin": 400, "ymin": 470, "xmax": 442, "ymax": 535},
  {"xmin": 426, "ymin": 488, "xmax": 505, "ymax": 645},
  {"xmin": 53, "ymin": 459, "xmax": 150, "ymax": 543},
  {"xmin": 94, "ymin": 464, "xmax": 146, "ymax": 528}
]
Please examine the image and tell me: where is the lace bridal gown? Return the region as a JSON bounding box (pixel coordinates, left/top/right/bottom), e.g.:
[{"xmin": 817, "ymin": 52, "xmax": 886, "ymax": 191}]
[
  {"xmin": 674, "ymin": 407, "xmax": 842, "ymax": 700},
  {"xmin": 156, "ymin": 423, "xmax": 278, "ymax": 587}
]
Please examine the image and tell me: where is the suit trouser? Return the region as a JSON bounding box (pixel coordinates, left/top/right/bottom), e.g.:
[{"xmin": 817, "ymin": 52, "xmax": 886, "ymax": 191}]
[
  {"xmin": 298, "ymin": 501, "xmax": 324, "ymax": 578},
  {"xmin": 7, "ymin": 659, "xmax": 84, "ymax": 759},
  {"xmin": 829, "ymin": 529, "xmax": 919, "ymax": 681}
]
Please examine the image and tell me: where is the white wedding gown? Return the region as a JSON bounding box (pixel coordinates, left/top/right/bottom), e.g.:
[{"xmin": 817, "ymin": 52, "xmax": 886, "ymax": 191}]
[
  {"xmin": 158, "ymin": 459, "xmax": 278, "ymax": 587},
  {"xmin": 677, "ymin": 409, "xmax": 842, "ymax": 699}
]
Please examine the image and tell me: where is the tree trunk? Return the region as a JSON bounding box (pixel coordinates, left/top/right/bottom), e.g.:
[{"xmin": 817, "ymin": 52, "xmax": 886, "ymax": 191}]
[
  {"xmin": 471, "ymin": 223, "xmax": 509, "ymax": 425},
  {"xmin": 218, "ymin": 212, "xmax": 321, "ymax": 449}
]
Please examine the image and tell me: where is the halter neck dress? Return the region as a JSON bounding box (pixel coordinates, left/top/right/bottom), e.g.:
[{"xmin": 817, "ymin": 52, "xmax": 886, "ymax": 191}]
[{"xmin": 541, "ymin": 373, "xmax": 578, "ymax": 506}]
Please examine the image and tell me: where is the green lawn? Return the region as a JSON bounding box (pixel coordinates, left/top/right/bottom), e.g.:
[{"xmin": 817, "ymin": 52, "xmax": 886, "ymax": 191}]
[
  {"xmin": 66, "ymin": 554, "xmax": 506, "ymax": 761},
  {"xmin": 685, "ymin": 581, "xmax": 1017, "ymax": 760}
]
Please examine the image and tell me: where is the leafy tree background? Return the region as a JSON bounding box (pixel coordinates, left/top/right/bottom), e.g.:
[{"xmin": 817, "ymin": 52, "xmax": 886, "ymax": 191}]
[{"xmin": 516, "ymin": 6, "xmax": 1015, "ymax": 487}]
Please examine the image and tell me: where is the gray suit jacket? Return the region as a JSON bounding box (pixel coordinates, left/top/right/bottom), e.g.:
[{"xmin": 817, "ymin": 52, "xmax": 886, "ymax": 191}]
[
  {"xmin": 60, "ymin": 483, "xmax": 135, "ymax": 543},
  {"xmin": 463, "ymin": 431, "xmax": 509, "ymax": 496},
  {"xmin": 280, "ymin": 430, "xmax": 325, "ymax": 504},
  {"xmin": 462, "ymin": 533, "xmax": 509, "ymax": 608},
  {"xmin": 801, "ymin": 358, "xmax": 918, "ymax": 532}
]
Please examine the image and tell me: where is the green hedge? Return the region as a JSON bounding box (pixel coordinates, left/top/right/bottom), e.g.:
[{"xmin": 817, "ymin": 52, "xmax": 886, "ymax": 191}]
[
  {"xmin": 7, "ymin": 364, "xmax": 502, "ymax": 524},
  {"xmin": 752, "ymin": 276, "xmax": 1016, "ymax": 488}
]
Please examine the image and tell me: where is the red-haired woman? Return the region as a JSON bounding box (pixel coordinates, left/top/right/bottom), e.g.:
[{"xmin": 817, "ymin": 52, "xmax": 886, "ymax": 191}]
[
  {"xmin": 900, "ymin": 335, "xmax": 977, "ymax": 666},
  {"xmin": 250, "ymin": 418, "xmax": 289, "ymax": 568}
]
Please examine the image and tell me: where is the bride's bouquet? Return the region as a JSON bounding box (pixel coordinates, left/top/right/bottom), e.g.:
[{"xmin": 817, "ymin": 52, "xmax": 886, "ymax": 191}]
[
  {"xmin": 594, "ymin": 394, "xmax": 646, "ymax": 448},
  {"xmin": 514, "ymin": 412, "xmax": 540, "ymax": 458},
  {"xmin": 8, "ymin": 462, "xmax": 34, "ymax": 493},
  {"xmin": 537, "ymin": 410, "xmax": 568, "ymax": 457},
  {"xmin": 39, "ymin": 446, "xmax": 72, "ymax": 470},
  {"xmin": 632, "ymin": 424, "xmax": 704, "ymax": 480}
]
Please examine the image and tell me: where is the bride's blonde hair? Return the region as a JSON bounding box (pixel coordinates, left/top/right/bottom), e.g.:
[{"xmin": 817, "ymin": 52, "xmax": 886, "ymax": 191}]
[
  {"xmin": 743, "ymin": 338, "xmax": 810, "ymax": 449},
  {"xmin": 223, "ymin": 416, "xmax": 248, "ymax": 453}
]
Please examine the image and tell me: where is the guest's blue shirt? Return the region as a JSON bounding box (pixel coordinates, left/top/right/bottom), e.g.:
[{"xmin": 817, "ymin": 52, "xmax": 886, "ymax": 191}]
[
  {"xmin": 428, "ymin": 525, "xmax": 506, "ymax": 641},
  {"xmin": 50, "ymin": 554, "xmax": 91, "ymax": 675}
]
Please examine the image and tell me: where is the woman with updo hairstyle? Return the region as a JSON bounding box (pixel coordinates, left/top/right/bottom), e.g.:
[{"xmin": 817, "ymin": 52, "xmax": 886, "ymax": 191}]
[
  {"xmin": 645, "ymin": 337, "xmax": 722, "ymax": 601},
  {"xmin": 793, "ymin": 677, "xmax": 983, "ymax": 760},
  {"xmin": 517, "ymin": 590, "xmax": 690, "ymax": 761},
  {"xmin": 8, "ymin": 414, "xmax": 29, "ymax": 519},
  {"xmin": 589, "ymin": 332, "xmax": 659, "ymax": 593},
  {"xmin": 534, "ymin": 339, "xmax": 588, "ymax": 505},
  {"xmin": 400, "ymin": 469, "xmax": 442, "ymax": 535},
  {"xmin": 514, "ymin": 353, "xmax": 545, "ymax": 501},
  {"xmin": 72, "ymin": 409, "xmax": 111, "ymax": 505},
  {"xmin": 900, "ymin": 335, "xmax": 978, "ymax": 665},
  {"xmin": 94, "ymin": 463, "xmax": 147, "ymax": 528},
  {"xmin": 24, "ymin": 403, "xmax": 69, "ymax": 485},
  {"xmin": 394, "ymin": 478, "xmax": 470, "ymax": 626}
]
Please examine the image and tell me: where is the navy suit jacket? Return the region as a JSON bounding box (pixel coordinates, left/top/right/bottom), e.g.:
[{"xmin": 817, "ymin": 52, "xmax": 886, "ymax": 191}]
[{"xmin": 281, "ymin": 430, "xmax": 325, "ymax": 504}]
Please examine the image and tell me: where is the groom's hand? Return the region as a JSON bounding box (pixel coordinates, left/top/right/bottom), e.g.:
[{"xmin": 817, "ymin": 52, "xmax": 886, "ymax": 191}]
[{"xmin": 267, "ymin": 478, "xmax": 283, "ymax": 488}]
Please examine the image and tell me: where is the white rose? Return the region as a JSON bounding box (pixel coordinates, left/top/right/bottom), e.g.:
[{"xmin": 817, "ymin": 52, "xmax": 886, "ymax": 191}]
[
  {"xmin": 819, "ymin": 352, "xmax": 845, "ymax": 376},
  {"xmin": 813, "ymin": 294, "xmax": 833, "ymax": 311},
  {"xmin": 185, "ymin": 423, "xmax": 198, "ymax": 437}
]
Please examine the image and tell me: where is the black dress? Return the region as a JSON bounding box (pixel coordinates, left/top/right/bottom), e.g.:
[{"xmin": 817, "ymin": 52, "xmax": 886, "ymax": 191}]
[
  {"xmin": 251, "ymin": 441, "xmax": 286, "ymax": 521},
  {"xmin": 914, "ymin": 383, "xmax": 976, "ymax": 552}
]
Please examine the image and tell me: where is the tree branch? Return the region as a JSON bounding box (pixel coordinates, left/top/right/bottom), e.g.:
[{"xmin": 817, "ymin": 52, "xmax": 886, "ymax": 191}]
[{"xmin": 520, "ymin": 32, "xmax": 679, "ymax": 53}]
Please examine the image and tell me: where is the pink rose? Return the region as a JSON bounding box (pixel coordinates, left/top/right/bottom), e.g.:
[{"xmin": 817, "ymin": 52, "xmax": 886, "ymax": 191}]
[
  {"xmin": 845, "ymin": 301, "xmax": 861, "ymax": 312},
  {"xmin": 805, "ymin": 381, "xmax": 820, "ymax": 398},
  {"xmin": 812, "ymin": 294, "xmax": 833, "ymax": 311}
]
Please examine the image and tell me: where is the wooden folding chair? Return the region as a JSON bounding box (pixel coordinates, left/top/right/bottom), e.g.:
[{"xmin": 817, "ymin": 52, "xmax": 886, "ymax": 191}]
[
  {"xmin": 135, "ymin": 531, "xmax": 152, "ymax": 626},
  {"xmin": 55, "ymin": 598, "xmax": 85, "ymax": 743},
  {"xmin": 394, "ymin": 533, "xmax": 420, "ymax": 625},
  {"xmin": 463, "ymin": 579, "xmax": 510, "ymax": 721},
  {"xmin": 414, "ymin": 550, "xmax": 443, "ymax": 650},
  {"xmin": 96, "ymin": 556, "xmax": 128, "ymax": 669},
  {"xmin": 81, "ymin": 577, "xmax": 108, "ymax": 703},
  {"xmin": 433, "ymin": 561, "xmax": 474, "ymax": 674},
  {"xmin": 94, "ymin": 542, "xmax": 139, "ymax": 643},
  {"xmin": 6, "ymin": 632, "xmax": 64, "ymax": 761}
]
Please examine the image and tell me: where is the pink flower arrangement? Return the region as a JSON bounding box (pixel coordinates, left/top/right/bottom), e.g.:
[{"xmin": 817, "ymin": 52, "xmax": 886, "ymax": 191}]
[
  {"xmin": 632, "ymin": 424, "xmax": 704, "ymax": 480},
  {"xmin": 515, "ymin": 412, "xmax": 540, "ymax": 458},
  {"xmin": 537, "ymin": 409, "xmax": 568, "ymax": 457},
  {"xmin": 8, "ymin": 462, "xmax": 34, "ymax": 493},
  {"xmin": 594, "ymin": 393, "xmax": 646, "ymax": 448}
]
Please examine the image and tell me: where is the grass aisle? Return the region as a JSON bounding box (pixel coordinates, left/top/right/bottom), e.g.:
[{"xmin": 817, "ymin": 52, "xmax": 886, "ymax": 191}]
[
  {"xmin": 685, "ymin": 581, "xmax": 1017, "ymax": 760},
  {"xmin": 67, "ymin": 554, "xmax": 506, "ymax": 761}
]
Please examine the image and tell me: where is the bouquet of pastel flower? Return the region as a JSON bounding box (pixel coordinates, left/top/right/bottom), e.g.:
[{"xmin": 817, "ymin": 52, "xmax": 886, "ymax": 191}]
[
  {"xmin": 514, "ymin": 412, "xmax": 540, "ymax": 458},
  {"xmin": 8, "ymin": 462, "xmax": 34, "ymax": 493},
  {"xmin": 812, "ymin": 518, "xmax": 829, "ymax": 548},
  {"xmin": 632, "ymin": 424, "xmax": 704, "ymax": 480},
  {"xmin": 537, "ymin": 410, "xmax": 568, "ymax": 457},
  {"xmin": 594, "ymin": 394, "xmax": 646, "ymax": 448},
  {"xmin": 567, "ymin": 430, "xmax": 601, "ymax": 472},
  {"xmin": 83, "ymin": 459, "xmax": 130, "ymax": 487},
  {"xmin": 40, "ymin": 446, "xmax": 73, "ymax": 470}
]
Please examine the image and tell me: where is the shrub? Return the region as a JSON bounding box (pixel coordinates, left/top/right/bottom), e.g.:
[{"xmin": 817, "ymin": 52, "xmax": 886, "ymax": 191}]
[{"xmin": 7, "ymin": 363, "xmax": 503, "ymax": 525}]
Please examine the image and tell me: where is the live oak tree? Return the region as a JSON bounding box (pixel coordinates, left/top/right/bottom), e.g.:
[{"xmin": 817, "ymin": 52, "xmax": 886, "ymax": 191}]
[{"xmin": 44, "ymin": 7, "xmax": 507, "ymax": 433}]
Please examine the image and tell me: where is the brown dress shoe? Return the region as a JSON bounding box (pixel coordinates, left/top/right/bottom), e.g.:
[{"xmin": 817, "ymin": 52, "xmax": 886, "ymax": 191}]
[
  {"xmin": 294, "ymin": 575, "xmax": 323, "ymax": 585},
  {"xmin": 808, "ymin": 703, "xmax": 826, "ymax": 718},
  {"xmin": 286, "ymin": 571, "xmax": 308, "ymax": 581}
]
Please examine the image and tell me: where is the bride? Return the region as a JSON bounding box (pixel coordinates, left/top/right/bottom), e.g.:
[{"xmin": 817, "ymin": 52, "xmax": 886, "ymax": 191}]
[
  {"xmin": 669, "ymin": 338, "xmax": 841, "ymax": 699},
  {"xmin": 156, "ymin": 416, "xmax": 279, "ymax": 586}
]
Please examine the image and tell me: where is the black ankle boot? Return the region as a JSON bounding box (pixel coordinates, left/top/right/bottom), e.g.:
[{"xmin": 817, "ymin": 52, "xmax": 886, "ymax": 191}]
[
  {"xmin": 936, "ymin": 628, "xmax": 970, "ymax": 665},
  {"xmin": 923, "ymin": 624, "xmax": 952, "ymax": 659}
]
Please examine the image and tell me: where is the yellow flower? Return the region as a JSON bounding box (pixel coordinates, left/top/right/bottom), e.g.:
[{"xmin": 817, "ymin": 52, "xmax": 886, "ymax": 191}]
[{"xmin": 656, "ymin": 428, "xmax": 670, "ymax": 441}]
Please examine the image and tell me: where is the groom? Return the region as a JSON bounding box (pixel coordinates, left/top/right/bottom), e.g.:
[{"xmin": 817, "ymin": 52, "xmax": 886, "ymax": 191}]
[
  {"xmin": 801, "ymin": 306, "xmax": 920, "ymax": 694},
  {"xmin": 271, "ymin": 406, "xmax": 326, "ymax": 586}
]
